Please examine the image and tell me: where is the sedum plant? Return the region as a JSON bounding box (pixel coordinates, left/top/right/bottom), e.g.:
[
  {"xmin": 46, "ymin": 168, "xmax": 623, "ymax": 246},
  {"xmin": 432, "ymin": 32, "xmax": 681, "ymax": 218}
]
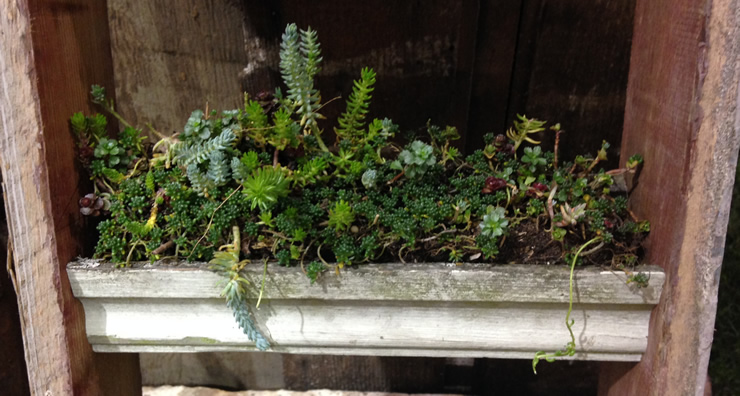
[
  {"xmin": 393, "ymin": 140, "xmax": 437, "ymax": 179},
  {"xmin": 209, "ymin": 226, "xmax": 270, "ymax": 350},
  {"xmin": 328, "ymin": 200, "xmax": 355, "ymax": 232},
  {"xmin": 71, "ymin": 23, "xmax": 649, "ymax": 359},
  {"xmin": 280, "ymin": 23, "xmax": 327, "ymax": 151},
  {"xmin": 479, "ymin": 206, "xmax": 508, "ymax": 238},
  {"xmin": 335, "ymin": 67, "xmax": 376, "ymax": 143},
  {"xmin": 243, "ymin": 166, "xmax": 290, "ymax": 211}
]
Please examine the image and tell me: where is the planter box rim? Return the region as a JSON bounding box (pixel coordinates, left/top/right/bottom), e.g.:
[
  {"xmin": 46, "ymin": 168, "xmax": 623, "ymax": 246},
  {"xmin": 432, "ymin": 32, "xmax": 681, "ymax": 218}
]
[
  {"xmin": 68, "ymin": 260, "xmax": 664, "ymax": 358},
  {"xmin": 68, "ymin": 259, "xmax": 664, "ymax": 305}
]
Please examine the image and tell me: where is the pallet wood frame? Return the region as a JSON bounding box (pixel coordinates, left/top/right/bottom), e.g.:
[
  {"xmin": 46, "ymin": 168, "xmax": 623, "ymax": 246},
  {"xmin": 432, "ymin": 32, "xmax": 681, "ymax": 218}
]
[
  {"xmin": 600, "ymin": 0, "xmax": 740, "ymax": 394},
  {"xmin": 1, "ymin": 0, "xmax": 738, "ymax": 395},
  {"xmin": 0, "ymin": 1, "xmax": 140, "ymax": 395}
]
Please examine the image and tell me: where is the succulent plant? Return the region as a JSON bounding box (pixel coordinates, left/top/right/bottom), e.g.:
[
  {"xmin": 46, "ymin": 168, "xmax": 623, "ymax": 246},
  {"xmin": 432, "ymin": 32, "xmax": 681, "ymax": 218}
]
[
  {"xmin": 395, "ymin": 140, "xmax": 436, "ymax": 179},
  {"xmin": 479, "ymin": 206, "xmax": 509, "ymax": 238},
  {"xmin": 482, "ymin": 177, "xmax": 507, "ymax": 194},
  {"xmin": 242, "ymin": 166, "xmax": 290, "ymax": 211},
  {"xmin": 328, "ymin": 200, "xmax": 355, "ymax": 231}
]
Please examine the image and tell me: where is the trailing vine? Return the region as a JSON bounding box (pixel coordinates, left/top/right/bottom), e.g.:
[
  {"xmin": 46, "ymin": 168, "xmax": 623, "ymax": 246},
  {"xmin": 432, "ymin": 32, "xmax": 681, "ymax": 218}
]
[
  {"xmin": 531, "ymin": 236, "xmax": 604, "ymax": 374},
  {"xmin": 209, "ymin": 226, "xmax": 270, "ymax": 350}
]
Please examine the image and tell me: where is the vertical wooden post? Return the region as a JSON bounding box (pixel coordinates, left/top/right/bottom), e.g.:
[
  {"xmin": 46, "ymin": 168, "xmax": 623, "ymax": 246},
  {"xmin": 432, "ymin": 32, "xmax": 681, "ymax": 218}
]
[
  {"xmin": 601, "ymin": 0, "xmax": 740, "ymax": 394},
  {"xmin": 0, "ymin": 1, "xmax": 141, "ymax": 395}
]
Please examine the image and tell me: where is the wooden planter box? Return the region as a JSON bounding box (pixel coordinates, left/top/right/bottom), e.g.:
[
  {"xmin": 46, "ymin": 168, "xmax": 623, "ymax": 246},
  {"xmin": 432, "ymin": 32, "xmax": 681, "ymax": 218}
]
[
  {"xmin": 2, "ymin": 0, "xmax": 739, "ymax": 395},
  {"xmin": 68, "ymin": 260, "xmax": 664, "ymax": 361}
]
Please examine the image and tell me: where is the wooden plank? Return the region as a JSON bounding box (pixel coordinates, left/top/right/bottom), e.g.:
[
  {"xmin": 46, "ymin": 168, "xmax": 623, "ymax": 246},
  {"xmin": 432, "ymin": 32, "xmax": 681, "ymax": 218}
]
[
  {"xmin": 68, "ymin": 261, "xmax": 664, "ymax": 304},
  {"xmin": 281, "ymin": 355, "xmax": 445, "ymax": 392},
  {"xmin": 108, "ymin": 0, "xmax": 250, "ymax": 134},
  {"xmin": 237, "ymin": 1, "xmax": 283, "ymax": 95},
  {"xmin": 465, "ymin": 0, "xmax": 522, "ymax": 152},
  {"xmin": 68, "ymin": 262, "xmax": 663, "ymax": 358},
  {"xmin": 274, "ymin": 0, "xmax": 478, "ymax": 143},
  {"xmin": 601, "ymin": 0, "xmax": 740, "ymax": 394},
  {"xmin": 140, "ymin": 352, "xmax": 286, "ymax": 390},
  {"xmin": 0, "ymin": 1, "xmax": 141, "ymax": 395},
  {"xmin": 79, "ymin": 297, "xmax": 655, "ymax": 360},
  {"xmin": 505, "ymin": 0, "xmax": 635, "ymax": 167}
]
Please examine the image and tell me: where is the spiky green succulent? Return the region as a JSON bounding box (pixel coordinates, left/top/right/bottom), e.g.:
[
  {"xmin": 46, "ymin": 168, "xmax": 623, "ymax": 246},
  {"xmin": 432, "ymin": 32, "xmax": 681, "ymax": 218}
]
[
  {"xmin": 280, "ymin": 23, "xmax": 322, "ymax": 128},
  {"xmin": 328, "ymin": 200, "xmax": 355, "ymax": 231},
  {"xmin": 508, "ymin": 114, "xmax": 546, "ymax": 155},
  {"xmin": 209, "ymin": 227, "xmax": 270, "ymax": 351},
  {"xmin": 329, "ymin": 200, "xmax": 355, "ymax": 231},
  {"xmin": 242, "ymin": 166, "xmax": 290, "ymax": 211},
  {"xmin": 336, "ymin": 67, "xmax": 376, "ymax": 142}
]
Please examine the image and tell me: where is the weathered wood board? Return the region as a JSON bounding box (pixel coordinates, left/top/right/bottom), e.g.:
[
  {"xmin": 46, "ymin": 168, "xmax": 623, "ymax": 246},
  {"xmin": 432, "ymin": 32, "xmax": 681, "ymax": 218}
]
[
  {"xmin": 108, "ymin": 0, "xmax": 251, "ymax": 135},
  {"xmin": 0, "ymin": 1, "xmax": 141, "ymax": 395},
  {"xmin": 108, "ymin": 0, "xmax": 636, "ymax": 160},
  {"xmin": 465, "ymin": 0, "xmax": 523, "ymax": 153},
  {"xmin": 600, "ymin": 0, "xmax": 740, "ymax": 395},
  {"xmin": 68, "ymin": 261, "xmax": 663, "ymax": 360},
  {"xmin": 504, "ymin": 0, "xmax": 636, "ymax": 167}
]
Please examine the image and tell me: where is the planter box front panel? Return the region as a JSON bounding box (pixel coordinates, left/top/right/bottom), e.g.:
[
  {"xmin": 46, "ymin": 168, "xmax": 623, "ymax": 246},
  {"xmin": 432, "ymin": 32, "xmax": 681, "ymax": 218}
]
[{"xmin": 68, "ymin": 261, "xmax": 663, "ymax": 360}]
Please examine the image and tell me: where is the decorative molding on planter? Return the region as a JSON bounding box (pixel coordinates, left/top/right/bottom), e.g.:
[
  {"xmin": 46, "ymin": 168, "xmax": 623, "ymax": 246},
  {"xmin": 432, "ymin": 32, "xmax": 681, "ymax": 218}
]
[{"xmin": 67, "ymin": 261, "xmax": 664, "ymax": 360}]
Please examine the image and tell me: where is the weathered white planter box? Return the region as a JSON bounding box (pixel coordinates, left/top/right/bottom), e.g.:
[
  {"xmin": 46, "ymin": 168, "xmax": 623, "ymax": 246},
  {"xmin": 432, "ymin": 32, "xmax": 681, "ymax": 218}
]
[{"xmin": 67, "ymin": 261, "xmax": 664, "ymax": 361}]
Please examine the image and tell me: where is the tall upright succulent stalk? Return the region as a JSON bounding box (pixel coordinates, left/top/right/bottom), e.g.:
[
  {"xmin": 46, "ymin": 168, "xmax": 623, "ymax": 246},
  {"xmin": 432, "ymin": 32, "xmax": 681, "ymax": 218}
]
[
  {"xmin": 335, "ymin": 67, "xmax": 376, "ymax": 143},
  {"xmin": 279, "ymin": 24, "xmax": 329, "ymax": 152}
]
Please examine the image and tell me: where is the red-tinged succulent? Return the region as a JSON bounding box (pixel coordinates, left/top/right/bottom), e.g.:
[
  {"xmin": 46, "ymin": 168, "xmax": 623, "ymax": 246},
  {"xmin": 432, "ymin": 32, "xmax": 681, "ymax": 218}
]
[
  {"xmin": 79, "ymin": 193, "xmax": 108, "ymax": 216},
  {"xmin": 493, "ymin": 134, "xmax": 507, "ymax": 148},
  {"xmin": 482, "ymin": 177, "xmax": 507, "ymax": 194},
  {"xmin": 79, "ymin": 145, "xmax": 94, "ymax": 160},
  {"xmin": 527, "ymin": 182, "xmax": 549, "ymax": 197},
  {"xmin": 504, "ymin": 144, "xmax": 515, "ymax": 155},
  {"xmin": 490, "ymin": 135, "xmax": 515, "ymax": 156}
]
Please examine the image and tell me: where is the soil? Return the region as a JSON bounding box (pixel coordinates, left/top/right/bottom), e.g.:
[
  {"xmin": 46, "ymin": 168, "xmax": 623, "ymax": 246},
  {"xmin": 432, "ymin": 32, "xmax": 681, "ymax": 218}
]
[{"xmin": 301, "ymin": 217, "xmax": 646, "ymax": 268}]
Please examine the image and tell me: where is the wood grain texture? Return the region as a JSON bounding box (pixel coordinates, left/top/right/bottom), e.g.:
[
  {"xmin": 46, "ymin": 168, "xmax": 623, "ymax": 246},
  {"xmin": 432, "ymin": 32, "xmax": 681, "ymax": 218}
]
[
  {"xmin": 0, "ymin": 0, "xmax": 140, "ymax": 395},
  {"xmin": 601, "ymin": 0, "xmax": 740, "ymax": 394},
  {"xmin": 68, "ymin": 262, "xmax": 663, "ymax": 359},
  {"xmin": 108, "ymin": 0, "xmax": 250, "ymax": 135},
  {"xmin": 281, "ymin": 355, "xmax": 445, "ymax": 392},
  {"xmin": 465, "ymin": 0, "xmax": 522, "ymax": 153},
  {"xmin": 81, "ymin": 298, "xmax": 654, "ymax": 360},
  {"xmin": 140, "ymin": 352, "xmax": 286, "ymax": 390},
  {"xmin": 506, "ymin": 0, "xmax": 635, "ymax": 167},
  {"xmin": 109, "ymin": 1, "xmax": 484, "ymax": 148},
  {"xmin": 68, "ymin": 261, "xmax": 664, "ymax": 304}
]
